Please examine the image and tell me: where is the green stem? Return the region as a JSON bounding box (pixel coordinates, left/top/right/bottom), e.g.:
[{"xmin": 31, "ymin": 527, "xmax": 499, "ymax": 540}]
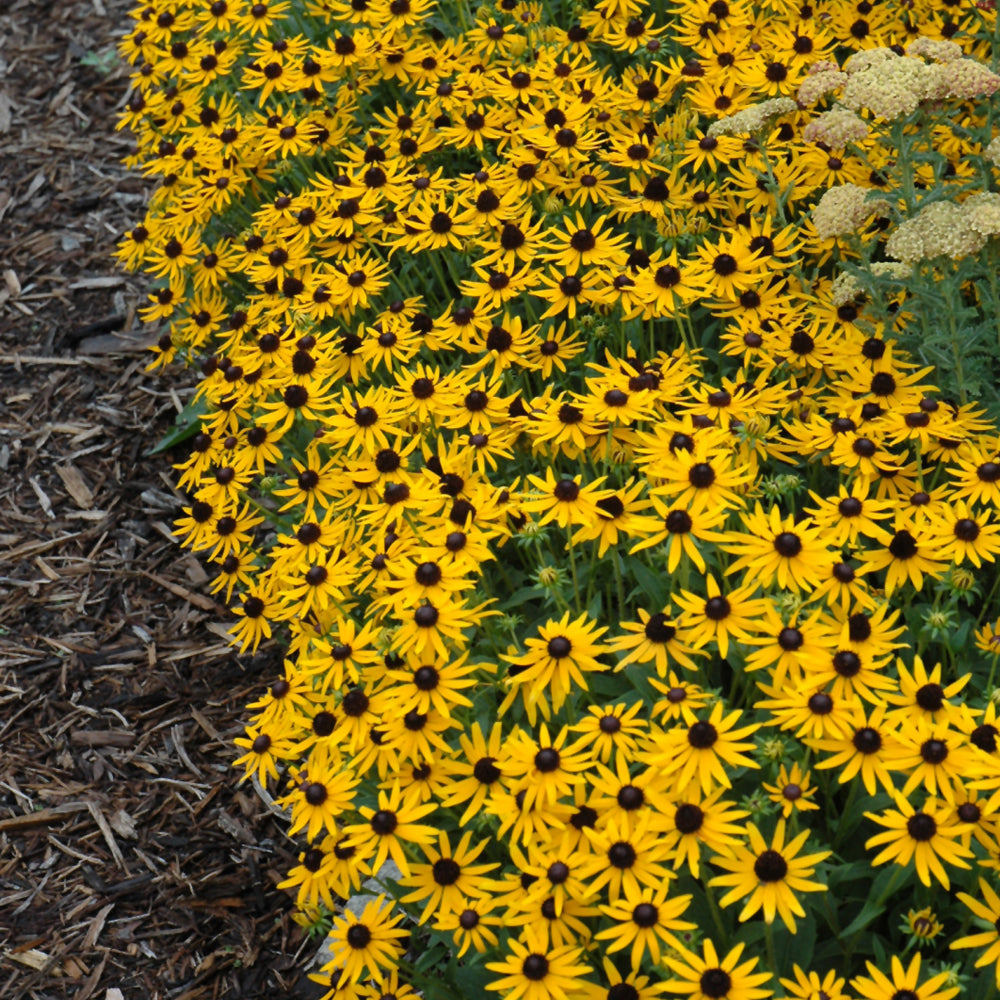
[
  {"xmin": 842, "ymin": 864, "xmax": 906, "ymax": 971},
  {"xmin": 832, "ymin": 777, "xmax": 860, "ymax": 850},
  {"xmin": 765, "ymin": 920, "xmax": 779, "ymax": 978},
  {"xmin": 567, "ymin": 531, "xmax": 581, "ymax": 609},
  {"xmin": 702, "ymin": 872, "xmax": 729, "ymax": 949},
  {"xmin": 583, "ymin": 540, "xmax": 600, "ymax": 611},
  {"xmin": 946, "ymin": 276, "xmax": 969, "ymax": 407},
  {"xmin": 612, "ymin": 549, "xmax": 627, "ymax": 623}
]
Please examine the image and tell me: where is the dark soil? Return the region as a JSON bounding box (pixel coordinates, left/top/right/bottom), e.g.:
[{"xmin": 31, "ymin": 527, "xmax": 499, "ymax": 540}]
[{"xmin": 0, "ymin": 2, "xmax": 319, "ymax": 997}]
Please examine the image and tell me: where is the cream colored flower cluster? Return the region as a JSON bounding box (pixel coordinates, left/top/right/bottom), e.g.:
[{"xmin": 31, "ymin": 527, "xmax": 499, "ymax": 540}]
[
  {"xmin": 836, "ymin": 47, "xmax": 1000, "ymax": 121},
  {"xmin": 812, "ymin": 183, "xmax": 891, "ymax": 241},
  {"xmin": 706, "ymin": 97, "xmax": 798, "ymax": 138},
  {"xmin": 802, "ymin": 105, "xmax": 869, "ymax": 147},
  {"xmin": 905, "ymin": 37, "xmax": 964, "ymax": 63},
  {"xmin": 841, "ymin": 54, "xmax": 941, "ymax": 121},
  {"xmin": 829, "ymin": 263, "xmax": 911, "ymax": 307},
  {"xmin": 797, "ymin": 62, "xmax": 848, "ymax": 105},
  {"xmin": 937, "ymin": 58, "xmax": 1000, "ymax": 101},
  {"xmin": 965, "ymin": 193, "xmax": 1000, "ymax": 240},
  {"xmin": 885, "ymin": 200, "xmax": 992, "ymax": 264}
]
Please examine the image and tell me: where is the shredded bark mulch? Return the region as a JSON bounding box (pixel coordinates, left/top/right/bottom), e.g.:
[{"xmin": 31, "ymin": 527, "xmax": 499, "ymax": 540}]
[{"xmin": 0, "ymin": 3, "xmax": 321, "ymax": 997}]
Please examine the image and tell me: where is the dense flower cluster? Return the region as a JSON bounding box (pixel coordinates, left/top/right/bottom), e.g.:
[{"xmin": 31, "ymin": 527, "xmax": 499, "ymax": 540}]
[{"xmin": 118, "ymin": 0, "xmax": 1000, "ymax": 998}]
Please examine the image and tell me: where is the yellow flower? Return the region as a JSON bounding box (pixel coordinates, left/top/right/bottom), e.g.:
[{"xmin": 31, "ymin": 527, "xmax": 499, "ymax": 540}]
[
  {"xmin": 596, "ymin": 881, "xmax": 695, "ymax": 969},
  {"xmin": 864, "ymin": 793, "xmax": 974, "ymax": 889},
  {"xmin": 664, "ymin": 940, "xmax": 773, "ymax": 1000},
  {"xmin": 641, "ymin": 701, "xmax": 760, "ymax": 795},
  {"xmin": 850, "ymin": 953, "xmax": 959, "ymax": 1000},
  {"xmin": 779, "ymin": 965, "xmax": 851, "ymax": 1000},
  {"xmin": 321, "ymin": 894, "xmax": 408, "ymax": 986},
  {"xmin": 485, "ymin": 931, "xmax": 593, "ymax": 1000},
  {"xmin": 709, "ymin": 819, "xmax": 831, "ymax": 932},
  {"xmin": 719, "ymin": 502, "xmax": 833, "ymax": 592},
  {"xmin": 762, "ymin": 762, "xmax": 820, "ymax": 818},
  {"xmin": 397, "ymin": 830, "xmax": 499, "ymax": 924},
  {"xmin": 672, "ymin": 574, "xmax": 771, "ymax": 661},
  {"xmin": 951, "ymin": 878, "xmax": 1000, "ymax": 987}
]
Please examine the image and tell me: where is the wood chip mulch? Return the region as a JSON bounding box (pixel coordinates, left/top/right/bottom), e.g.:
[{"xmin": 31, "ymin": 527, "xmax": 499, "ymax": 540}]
[{"xmin": 0, "ymin": 2, "xmax": 322, "ymax": 997}]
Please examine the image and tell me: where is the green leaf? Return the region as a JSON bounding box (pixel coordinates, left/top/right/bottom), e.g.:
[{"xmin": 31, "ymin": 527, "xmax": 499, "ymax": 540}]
[
  {"xmin": 147, "ymin": 394, "xmax": 209, "ymax": 456},
  {"xmin": 839, "ymin": 865, "xmax": 902, "ymax": 938},
  {"xmin": 773, "ymin": 913, "xmax": 816, "ymax": 976},
  {"xmin": 826, "ymin": 859, "xmax": 877, "ymax": 889},
  {"xmin": 624, "ymin": 555, "xmax": 669, "ymax": 610},
  {"xmin": 451, "ymin": 959, "xmax": 494, "ymax": 997},
  {"xmin": 495, "ymin": 585, "xmax": 546, "ymax": 612}
]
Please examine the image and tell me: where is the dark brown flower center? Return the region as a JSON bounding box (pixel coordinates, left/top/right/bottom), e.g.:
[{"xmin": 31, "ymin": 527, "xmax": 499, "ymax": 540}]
[
  {"xmin": 915, "ymin": 683, "xmax": 944, "ymax": 712},
  {"xmin": 699, "ymin": 969, "xmax": 732, "ymax": 999},
  {"xmin": 687, "ymin": 721, "xmax": 717, "ymax": 748},
  {"xmin": 675, "ymin": 803, "xmax": 704, "ymax": 833},
  {"xmin": 753, "ymin": 849, "xmax": 788, "ymax": 881},
  {"xmin": 906, "ymin": 813, "xmax": 936, "ymax": 841},
  {"xmin": 853, "ymin": 726, "xmax": 881, "ymax": 753}
]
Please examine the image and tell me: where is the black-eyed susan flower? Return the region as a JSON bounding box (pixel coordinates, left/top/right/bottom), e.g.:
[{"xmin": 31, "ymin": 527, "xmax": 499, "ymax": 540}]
[
  {"xmin": 811, "ymin": 702, "xmax": 903, "ymax": 796},
  {"xmin": 502, "ymin": 612, "xmax": 610, "ymax": 714},
  {"xmin": 687, "ymin": 234, "xmax": 768, "ymax": 302},
  {"xmin": 229, "ymin": 584, "xmax": 285, "ymax": 652},
  {"xmin": 865, "ymin": 793, "xmax": 974, "ymax": 889},
  {"xmin": 718, "ymin": 502, "xmax": 831, "ymax": 591},
  {"xmin": 397, "ymin": 830, "xmax": 499, "ymax": 923},
  {"xmin": 860, "ymin": 525, "xmax": 948, "ymax": 596},
  {"xmin": 580, "ymin": 958, "xmax": 672, "ymax": 1000},
  {"xmin": 392, "ymin": 596, "xmax": 493, "ymax": 660},
  {"xmin": 581, "ymin": 813, "xmax": 675, "ymax": 901},
  {"xmin": 662, "ymin": 787, "xmax": 749, "ymax": 879},
  {"xmin": 672, "ymin": 574, "xmax": 770, "ymax": 661},
  {"xmin": 629, "ymin": 496, "xmax": 727, "ymax": 572},
  {"xmin": 596, "ymin": 881, "xmax": 695, "ymax": 969},
  {"xmin": 926, "ymin": 498, "xmax": 1000, "ymax": 568},
  {"xmin": 283, "ymin": 758, "xmax": 360, "ymax": 841},
  {"xmin": 572, "ymin": 479, "xmax": 660, "ymax": 557},
  {"xmin": 778, "ymin": 966, "xmax": 851, "ymax": 1000},
  {"xmin": 343, "ymin": 782, "xmax": 438, "ymax": 877},
  {"xmin": 709, "ymin": 818, "xmax": 831, "ymax": 931},
  {"xmin": 642, "ymin": 701, "xmax": 760, "ymax": 795},
  {"xmin": 951, "ymin": 877, "xmax": 1000, "ymax": 987},
  {"xmin": 895, "ymin": 720, "xmax": 991, "ymax": 803},
  {"xmin": 503, "ymin": 723, "xmax": 592, "ymax": 811},
  {"xmin": 903, "ymin": 906, "xmax": 944, "ymax": 945},
  {"xmin": 647, "ymin": 447, "xmax": 752, "ymax": 515},
  {"xmin": 233, "ymin": 721, "xmax": 295, "ymax": 786},
  {"xmin": 590, "ymin": 754, "xmax": 666, "ymax": 830},
  {"xmin": 762, "ymin": 762, "xmax": 820, "ymax": 818},
  {"xmin": 743, "ymin": 604, "xmax": 829, "ymax": 688},
  {"xmin": 439, "ymin": 721, "xmax": 508, "ymax": 824},
  {"xmin": 976, "ymin": 617, "xmax": 1000, "ymax": 657},
  {"xmin": 485, "ymin": 931, "xmax": 593, "ymax": 1000},
  {"xmin": 278, "ymin": 833, "xmax": 369, "ymax": 911},
  {"xmin": 756, "ymin": 684, "xmax": 854, "ymax": 742},
  {"xmin": 572, "ymin": 701, "xmax": 647, "ymax": 764},
  {"xmin": 610, "ymin": 609, "xmax": 704, "ymax": 677},
  {"xmin": 849, "ymin": 953, "xmax": 959, "ymax": 1000},
  {"xmin": 799, "ymin": 640, "xmax": 895, "ymax": 708},
  {"xmin": 433, "ymin": 896, "xmax": 503, "ymax": 957},
  {"xmin": 664, "ymin": 939, "xmax": 773, "ymax": 1000},
  {"xmin": 649, "ymin": 673, "xmax": 712, "ymax": 723},
  {"xmin": 322, "ymin": 894, "xmax": 408, "ymax": 986},
  {"xmin": 884, "ymin": 655, "xmax": 971, "ymax": 728},
  {"xmin": 947, "ymin": 446, "xmax": 1000, "ymax": 507},
  {"xmin": 382, "ymin": 649, "xmax": 483, "ymax": 717}
]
